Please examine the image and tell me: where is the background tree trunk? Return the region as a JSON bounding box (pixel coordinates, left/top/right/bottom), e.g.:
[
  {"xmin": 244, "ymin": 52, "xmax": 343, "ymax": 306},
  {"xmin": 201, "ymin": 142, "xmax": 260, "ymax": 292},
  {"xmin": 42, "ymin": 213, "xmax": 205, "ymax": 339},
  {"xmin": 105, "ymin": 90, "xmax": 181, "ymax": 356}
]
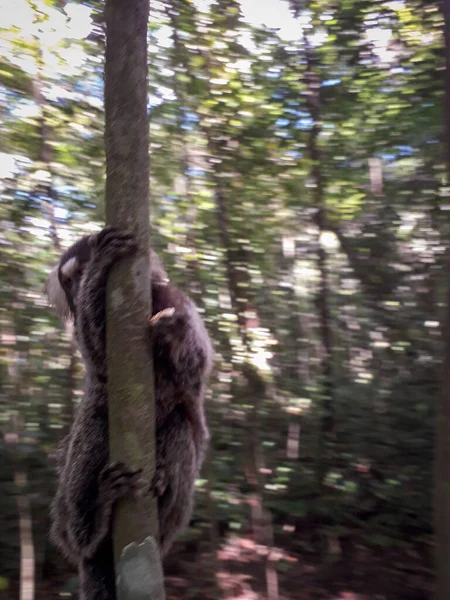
[{"xmin": 435, "ymin": 2, "xmax": 450, "ymax": 599}]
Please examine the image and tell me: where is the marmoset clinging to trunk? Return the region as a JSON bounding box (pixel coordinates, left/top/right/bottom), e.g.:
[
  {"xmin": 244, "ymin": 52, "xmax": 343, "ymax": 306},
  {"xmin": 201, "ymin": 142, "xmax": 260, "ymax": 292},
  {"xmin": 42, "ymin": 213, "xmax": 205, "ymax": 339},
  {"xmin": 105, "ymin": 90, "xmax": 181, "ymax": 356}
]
[{"xmin": 46, "ymin": 227, "xmax": 213, "ymax": 600}]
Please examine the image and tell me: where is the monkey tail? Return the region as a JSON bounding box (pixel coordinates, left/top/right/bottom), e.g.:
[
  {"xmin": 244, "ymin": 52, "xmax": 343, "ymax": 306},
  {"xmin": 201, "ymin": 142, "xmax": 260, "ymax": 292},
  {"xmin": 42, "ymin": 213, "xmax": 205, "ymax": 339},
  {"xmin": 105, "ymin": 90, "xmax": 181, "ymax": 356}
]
[{"xmin": 78, "ymin": 537, "xmax": 116, "ymax": 600}]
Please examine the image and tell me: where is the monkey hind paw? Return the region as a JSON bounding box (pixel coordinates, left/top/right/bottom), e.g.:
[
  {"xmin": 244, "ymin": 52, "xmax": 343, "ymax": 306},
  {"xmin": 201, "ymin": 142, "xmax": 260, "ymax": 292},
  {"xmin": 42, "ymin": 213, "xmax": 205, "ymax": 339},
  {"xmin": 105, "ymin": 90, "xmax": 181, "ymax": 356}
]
[{"xmin": 99, "ymin": 461, "xmax": 144, "ymax": 503}]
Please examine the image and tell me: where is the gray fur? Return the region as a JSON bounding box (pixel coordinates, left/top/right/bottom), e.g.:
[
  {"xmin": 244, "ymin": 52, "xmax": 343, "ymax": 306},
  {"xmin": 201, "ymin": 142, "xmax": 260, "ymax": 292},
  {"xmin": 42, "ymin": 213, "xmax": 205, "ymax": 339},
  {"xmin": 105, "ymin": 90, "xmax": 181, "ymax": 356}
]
[{"xmin": 47, "ymin": 228, "xmax": 213, "ymax": 600}]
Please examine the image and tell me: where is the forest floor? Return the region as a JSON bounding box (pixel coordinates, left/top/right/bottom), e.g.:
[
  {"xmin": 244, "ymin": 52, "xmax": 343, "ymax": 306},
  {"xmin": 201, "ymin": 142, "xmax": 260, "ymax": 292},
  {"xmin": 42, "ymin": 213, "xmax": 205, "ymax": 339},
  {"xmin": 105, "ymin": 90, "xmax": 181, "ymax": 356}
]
[
  {"xmin": 163, "ymin": 536, "xmax": 432, "ymax": 600},
  {"xmin": 35, "ymin": 536, "xmax": 432, "ymax": 600}
]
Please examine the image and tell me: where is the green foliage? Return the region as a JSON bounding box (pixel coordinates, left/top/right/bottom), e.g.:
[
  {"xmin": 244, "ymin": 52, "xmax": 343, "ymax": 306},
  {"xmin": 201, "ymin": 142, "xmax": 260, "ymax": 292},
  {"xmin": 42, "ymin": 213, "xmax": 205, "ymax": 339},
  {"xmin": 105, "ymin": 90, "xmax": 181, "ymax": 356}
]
[{"xmin": 0, "ymin": 0, "xmax": 443, "ymax": 598}]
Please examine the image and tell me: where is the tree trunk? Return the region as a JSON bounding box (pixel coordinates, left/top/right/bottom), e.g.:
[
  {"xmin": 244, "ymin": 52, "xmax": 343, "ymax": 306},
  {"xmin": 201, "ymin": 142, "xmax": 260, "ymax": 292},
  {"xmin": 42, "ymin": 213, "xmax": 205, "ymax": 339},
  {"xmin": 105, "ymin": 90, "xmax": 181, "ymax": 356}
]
[
  {"xmin": 103, "ymin": 2, "xmax": 163, "ymax": 598},
  {"xmin": 303, "ymin": 32, "xmax": 335, "ymax": 468},
  {"xmin": 435, "ymin": 2, "xmax": 450, "ymax": 599}
]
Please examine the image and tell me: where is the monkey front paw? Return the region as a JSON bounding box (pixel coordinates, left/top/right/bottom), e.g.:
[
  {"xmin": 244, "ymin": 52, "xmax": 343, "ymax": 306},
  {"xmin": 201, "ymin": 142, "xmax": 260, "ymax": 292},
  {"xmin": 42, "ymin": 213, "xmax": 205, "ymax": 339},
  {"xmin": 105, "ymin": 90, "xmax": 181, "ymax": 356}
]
[
  {"xmin": 149, "ymin": 309, "xmax": 190, "ymax": 341},
  {"xmin": 98, "ymin": 462, "xmax": 144, "ymax": 504},
  {"xmin": 90, "ymin": 227, "xmax": 137, "ymax": 265},
  {"xmin": 149, "ymin": 307, "xmax": 176, "ymax": 326}
]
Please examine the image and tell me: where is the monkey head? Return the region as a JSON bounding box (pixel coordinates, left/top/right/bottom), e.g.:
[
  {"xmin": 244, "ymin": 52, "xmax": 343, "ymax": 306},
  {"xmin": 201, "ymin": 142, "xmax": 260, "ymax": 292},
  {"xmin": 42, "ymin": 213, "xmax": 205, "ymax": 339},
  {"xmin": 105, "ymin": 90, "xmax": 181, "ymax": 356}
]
[
  {"xmin": 45, "ymin": 235, "xmax": 93, "ymax": 320},
  {"xmin": 45, "ymin": 231, "xmax": 169, "ymax": 321}
]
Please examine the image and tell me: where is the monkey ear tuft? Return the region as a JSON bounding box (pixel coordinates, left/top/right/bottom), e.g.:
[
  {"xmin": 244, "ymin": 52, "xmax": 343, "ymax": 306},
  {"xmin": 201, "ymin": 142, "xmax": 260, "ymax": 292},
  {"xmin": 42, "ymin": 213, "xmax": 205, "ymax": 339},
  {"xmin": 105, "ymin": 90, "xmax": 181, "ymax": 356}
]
[
  {"xmin": 60, "ymin": 256, "xmax": 79, "ymax": 282},
  {"xmin": 45, "ymin": 265, "xmax": 71, "ymax": 319}
]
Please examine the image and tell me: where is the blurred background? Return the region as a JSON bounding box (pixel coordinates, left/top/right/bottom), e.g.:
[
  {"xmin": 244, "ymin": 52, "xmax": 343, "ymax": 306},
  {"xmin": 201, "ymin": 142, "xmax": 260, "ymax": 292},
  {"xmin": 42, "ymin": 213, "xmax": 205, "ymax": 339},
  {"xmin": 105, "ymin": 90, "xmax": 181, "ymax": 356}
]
[{"xmin": 0, "ymin": 0, "xmax": 444, "ymax": 598}]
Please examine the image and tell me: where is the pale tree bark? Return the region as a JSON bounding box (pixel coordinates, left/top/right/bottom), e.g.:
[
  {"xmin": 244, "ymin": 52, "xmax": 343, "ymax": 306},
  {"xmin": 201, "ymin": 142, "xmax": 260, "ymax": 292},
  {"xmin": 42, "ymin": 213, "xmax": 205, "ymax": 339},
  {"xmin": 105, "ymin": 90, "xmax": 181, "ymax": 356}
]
[
  {"xmin": 103, "ymin": 0, "xmax": 164, "ymax": 597},
  {"xmin": 6, "ymin": 401, "xmax": 35, "ymax": 600},
  {"xmin": 15, "ymin": 470, "xmax": 35, "ymax": 600},
  {"xmin": 435, "ymin": 2, "xmax": 450, "ymax": 599}
]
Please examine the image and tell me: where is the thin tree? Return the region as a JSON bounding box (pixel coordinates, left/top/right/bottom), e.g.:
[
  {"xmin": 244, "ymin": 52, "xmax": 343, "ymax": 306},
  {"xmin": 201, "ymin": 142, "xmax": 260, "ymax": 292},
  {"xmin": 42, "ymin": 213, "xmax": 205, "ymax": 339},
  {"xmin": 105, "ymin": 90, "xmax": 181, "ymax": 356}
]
[
  {"xmin": 103, "ymin": 0, "xmax": 164, "ymax": 597},
  {"xmin": 435, "ymin": 2, "xmax": 450, "ymax": 599},
  {"xmin": 300, "ymin": 24, "xmax": 335, "ymax": 495}
]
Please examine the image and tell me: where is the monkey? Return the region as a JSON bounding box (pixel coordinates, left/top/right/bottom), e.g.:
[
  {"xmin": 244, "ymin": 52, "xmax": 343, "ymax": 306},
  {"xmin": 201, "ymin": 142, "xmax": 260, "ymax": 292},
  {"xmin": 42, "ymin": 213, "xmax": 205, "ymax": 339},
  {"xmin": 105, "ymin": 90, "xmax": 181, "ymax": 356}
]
[{"xmin": 45, "ymin": 227, "xmax": 213, "ymax": 600}]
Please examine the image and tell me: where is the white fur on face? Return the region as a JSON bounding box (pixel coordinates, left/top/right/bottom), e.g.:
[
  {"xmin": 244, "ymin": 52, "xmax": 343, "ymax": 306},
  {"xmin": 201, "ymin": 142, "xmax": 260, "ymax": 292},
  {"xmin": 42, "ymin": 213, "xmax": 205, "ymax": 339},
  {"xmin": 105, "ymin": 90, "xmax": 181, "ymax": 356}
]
[{"xmin": 45, "ymin": 264, "xmax": 71, "ymax": 319}]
